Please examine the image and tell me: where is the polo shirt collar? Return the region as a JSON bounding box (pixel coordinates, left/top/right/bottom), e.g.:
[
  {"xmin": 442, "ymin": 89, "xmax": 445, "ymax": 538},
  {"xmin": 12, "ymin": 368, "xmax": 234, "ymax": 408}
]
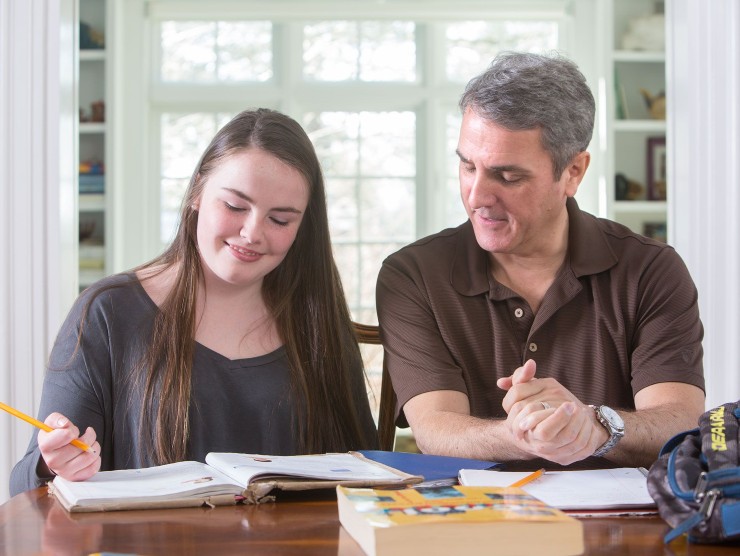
[
  {"xmin": 566, "ymin": 197, "xmax": 618, "ymax": 277},
  {"xmin": 450, "ymin": 197, "xmax": 618, "ymax": 296}
]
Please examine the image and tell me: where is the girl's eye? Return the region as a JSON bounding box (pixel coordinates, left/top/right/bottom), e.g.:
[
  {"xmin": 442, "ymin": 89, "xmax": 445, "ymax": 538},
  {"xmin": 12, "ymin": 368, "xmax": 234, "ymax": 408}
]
[
  {"xmin": 224, "ymin": 202, "xmax": 245, "ymax": 212},
  {"xmin": 270, "ymin": 217, "xmax": 289, "ymax": 227}
]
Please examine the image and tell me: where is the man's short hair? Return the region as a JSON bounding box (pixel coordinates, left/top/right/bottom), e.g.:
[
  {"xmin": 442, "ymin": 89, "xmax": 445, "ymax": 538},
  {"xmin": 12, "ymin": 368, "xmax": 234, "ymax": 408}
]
[{"xmin": 459, "ymin": 51, "xmax": 595, "ymax": 179}]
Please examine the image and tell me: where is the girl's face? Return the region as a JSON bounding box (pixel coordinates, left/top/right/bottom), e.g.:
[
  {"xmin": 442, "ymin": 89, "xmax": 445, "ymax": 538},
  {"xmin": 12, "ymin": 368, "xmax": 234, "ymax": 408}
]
[{"xmin": 193, "ymin": 148, "xmax": 310, "ymax": 290}]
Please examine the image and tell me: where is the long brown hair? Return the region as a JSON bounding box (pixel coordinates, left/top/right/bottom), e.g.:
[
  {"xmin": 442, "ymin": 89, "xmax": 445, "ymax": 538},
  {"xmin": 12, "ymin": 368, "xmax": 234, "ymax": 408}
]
[{"xmin": 133, "ymin": 109, "xmax": 372, "ymax": 463}]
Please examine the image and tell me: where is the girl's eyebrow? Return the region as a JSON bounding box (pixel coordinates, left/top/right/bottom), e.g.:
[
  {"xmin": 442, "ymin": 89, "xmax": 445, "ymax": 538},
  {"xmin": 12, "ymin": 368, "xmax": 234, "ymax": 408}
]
[{"xmin": 222, "ymin": 187, "xmax": 303, "ymax": 214}]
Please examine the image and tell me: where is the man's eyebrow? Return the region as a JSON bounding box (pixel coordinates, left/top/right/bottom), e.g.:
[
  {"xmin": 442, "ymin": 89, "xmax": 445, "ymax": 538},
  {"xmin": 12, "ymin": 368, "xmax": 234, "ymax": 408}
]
[
  {"xmin": 453, "ymin": 153, "xmax": 528, "ymax": 175},
  {"xmin": 222, "ymin": 187, "xmax": 303, "ymax": 214}
]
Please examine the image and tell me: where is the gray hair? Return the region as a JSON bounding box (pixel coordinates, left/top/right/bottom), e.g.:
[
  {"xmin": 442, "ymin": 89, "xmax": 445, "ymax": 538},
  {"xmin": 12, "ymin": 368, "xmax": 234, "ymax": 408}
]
[{"xmin": 459, "ymin": 51, "xmax": 595, "ymax": 179}]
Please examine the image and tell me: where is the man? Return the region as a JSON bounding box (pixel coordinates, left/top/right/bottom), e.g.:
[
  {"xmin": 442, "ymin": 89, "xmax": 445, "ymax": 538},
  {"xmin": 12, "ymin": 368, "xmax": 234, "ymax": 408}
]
[{"xmin": 376, "ymin": 52, "xmax": 704, "ymax": 468}]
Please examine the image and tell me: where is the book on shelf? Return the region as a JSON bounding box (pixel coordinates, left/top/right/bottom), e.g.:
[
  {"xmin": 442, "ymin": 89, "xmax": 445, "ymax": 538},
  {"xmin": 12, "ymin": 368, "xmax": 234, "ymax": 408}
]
[
  {"xmin": 49, "ymin": 452, "xmax": 422, "ymax": 513},
  {"xmin": 458, "ymin": 467, "xmax": 656, "ymax": 513},
  {"xmin": 337, "ymin": 484, "xmax": 583, "ymax": 556},
  {"xmin": 79, "ymin": 174, "xmax": 105, "ymax": 194}
]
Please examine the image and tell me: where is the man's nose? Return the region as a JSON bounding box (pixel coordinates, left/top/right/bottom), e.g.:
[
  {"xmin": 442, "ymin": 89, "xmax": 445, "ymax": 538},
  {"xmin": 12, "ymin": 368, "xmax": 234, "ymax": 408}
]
[{"xmin": 467, "ymin": 174, "xmax": 497, "ymax": 209}]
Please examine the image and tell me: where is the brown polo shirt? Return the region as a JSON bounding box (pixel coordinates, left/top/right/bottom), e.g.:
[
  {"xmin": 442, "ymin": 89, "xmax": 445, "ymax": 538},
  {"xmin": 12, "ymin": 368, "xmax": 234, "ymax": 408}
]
[{"xmin": 377, "ymin": 198, "xmax": 704, "ymax": 428}]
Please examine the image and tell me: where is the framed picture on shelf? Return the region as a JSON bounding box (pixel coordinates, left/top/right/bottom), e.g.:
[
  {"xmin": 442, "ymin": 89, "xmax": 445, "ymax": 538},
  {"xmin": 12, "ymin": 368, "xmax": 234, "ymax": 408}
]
[
  {"xmin": 647, "ymin": 136, "xmax": 666, "ymax": 200},
  {"xmin": 643, "ymin": 221, "xmax": 667, "ymax": 243}
]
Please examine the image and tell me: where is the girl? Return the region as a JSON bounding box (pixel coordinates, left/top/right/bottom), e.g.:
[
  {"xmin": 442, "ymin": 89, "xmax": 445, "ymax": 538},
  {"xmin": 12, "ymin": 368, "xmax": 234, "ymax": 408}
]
[{"xmin": 10, "ymin": 109, "xmax": 377, "ymax": 494}]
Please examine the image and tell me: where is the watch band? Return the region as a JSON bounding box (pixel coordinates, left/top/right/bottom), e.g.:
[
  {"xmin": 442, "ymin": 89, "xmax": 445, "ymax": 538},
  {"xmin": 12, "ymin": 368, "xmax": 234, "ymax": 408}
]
[{"xmin": 590, "ymin": 405, "xmax": 625, "ymax": 458}]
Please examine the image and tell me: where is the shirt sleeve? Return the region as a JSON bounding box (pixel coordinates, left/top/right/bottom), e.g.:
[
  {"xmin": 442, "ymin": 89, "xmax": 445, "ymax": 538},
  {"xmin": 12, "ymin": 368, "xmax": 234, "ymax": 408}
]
[
  {"xmin": 9, "ymin": 287, "xmax": 112, "ymax": 496},
  {"xmin": 630, "ymin": 246, "xmax": 705, "ymax": 394},
  {"xmin": 376, "ymin": 254, "xmax": 468, "ymax": 428}
]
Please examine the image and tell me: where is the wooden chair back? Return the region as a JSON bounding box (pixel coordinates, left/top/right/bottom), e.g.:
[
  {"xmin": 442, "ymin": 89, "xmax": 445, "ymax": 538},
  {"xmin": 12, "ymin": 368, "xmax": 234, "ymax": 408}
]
[{"xmin": 352, "ymin": 322, "xmax": 396, "ymax": 451}]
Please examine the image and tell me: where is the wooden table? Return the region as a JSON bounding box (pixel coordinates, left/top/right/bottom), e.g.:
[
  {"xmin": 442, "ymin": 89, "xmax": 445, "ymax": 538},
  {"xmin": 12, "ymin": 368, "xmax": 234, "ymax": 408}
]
[{"xmin": 1, "ymin": 487, "xmax": 737, "ymax": 555}]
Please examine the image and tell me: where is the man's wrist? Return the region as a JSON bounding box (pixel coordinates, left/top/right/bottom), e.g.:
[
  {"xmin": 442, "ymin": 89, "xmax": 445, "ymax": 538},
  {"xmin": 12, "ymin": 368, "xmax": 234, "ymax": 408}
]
[{"xmin": 589, "ymin": 405, "xmax": 625, "ymax": 457}]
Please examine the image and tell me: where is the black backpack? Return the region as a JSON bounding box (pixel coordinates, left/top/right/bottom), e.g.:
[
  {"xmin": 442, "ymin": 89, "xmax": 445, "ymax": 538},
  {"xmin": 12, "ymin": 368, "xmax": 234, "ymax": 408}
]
[{"xmin": 647, "ymin": 400, "xmax": 740, "ymax": 544}]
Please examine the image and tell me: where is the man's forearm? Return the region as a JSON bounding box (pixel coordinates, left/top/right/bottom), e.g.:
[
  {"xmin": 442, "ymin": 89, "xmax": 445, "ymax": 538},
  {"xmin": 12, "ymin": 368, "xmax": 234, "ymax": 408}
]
[
  {"xmin": 410, "ymin": 410, "xmax": 533, "ymax": 461},
  {"xmin": 603, "ymin": 404, "xmax": 700, "ymax": 468}
]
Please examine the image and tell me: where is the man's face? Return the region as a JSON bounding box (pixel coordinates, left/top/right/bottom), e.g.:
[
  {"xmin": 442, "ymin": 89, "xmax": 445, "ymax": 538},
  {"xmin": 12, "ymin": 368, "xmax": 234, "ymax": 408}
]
[{"xmin": 456, "ymin": 108, "xmax": 582, "ymax": 257}]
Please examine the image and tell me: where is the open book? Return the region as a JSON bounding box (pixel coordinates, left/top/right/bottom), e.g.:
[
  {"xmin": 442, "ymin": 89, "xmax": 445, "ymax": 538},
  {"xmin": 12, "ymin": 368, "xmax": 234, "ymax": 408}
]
[
  {"xmin": 458, "ymin": 467, "xmax": 655, "ymax": 513},
  {"xmin": 49, "ymin": 452, "xmax": 422, "ymax": 512}
]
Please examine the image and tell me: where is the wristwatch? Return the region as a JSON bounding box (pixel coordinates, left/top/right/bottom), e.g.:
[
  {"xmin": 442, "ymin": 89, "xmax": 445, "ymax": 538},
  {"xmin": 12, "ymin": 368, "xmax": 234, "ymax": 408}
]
[{"xmin": 590, "ymin": 405, "xmax": 625, "ymax": 457}]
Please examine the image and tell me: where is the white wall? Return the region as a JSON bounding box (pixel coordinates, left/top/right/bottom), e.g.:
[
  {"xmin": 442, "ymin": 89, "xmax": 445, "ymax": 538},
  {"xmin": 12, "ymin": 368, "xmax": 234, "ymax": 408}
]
[
  {"xmin": 668, "ymin": 0, "xmax": 740, "ymax": 408},
  {"xmin": 0, "ymin": 0, "xmax": 76, "ymax": 504}
]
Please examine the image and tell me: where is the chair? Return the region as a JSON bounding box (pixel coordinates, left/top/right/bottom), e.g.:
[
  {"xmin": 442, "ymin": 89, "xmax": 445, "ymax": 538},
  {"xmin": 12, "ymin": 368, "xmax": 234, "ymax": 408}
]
[{"xmin": 353, "ymin": 322, "xmax": 396, "ymax": 451}]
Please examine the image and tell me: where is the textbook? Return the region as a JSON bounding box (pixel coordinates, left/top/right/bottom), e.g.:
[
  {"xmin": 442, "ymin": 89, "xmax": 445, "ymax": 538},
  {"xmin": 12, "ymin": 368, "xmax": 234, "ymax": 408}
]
[
  {"xmin": 458, "ymin": 467, "xmax": 656, "ymax": 511},
  {"xmin": 49, "ymin": 452, "xmax": 422, "ymax": 512},
  {"xmin": 337, "ymin": 484, "xmax": 583, "ymax": 556}
]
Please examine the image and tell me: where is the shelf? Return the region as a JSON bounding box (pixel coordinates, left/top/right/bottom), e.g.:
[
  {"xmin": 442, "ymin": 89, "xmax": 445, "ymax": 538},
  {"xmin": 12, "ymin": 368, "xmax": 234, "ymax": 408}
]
[
  {"xmin": 79, "ymin": 49, "xmax": 106, "ymax": 62},
  {"xmin": 613, "ymin": 120, "xmax": 665, "ymax": 133},
  {"xmin": 613, "ymin": 50, "xmax": 665, "ymax": 63},
  {"xmin": 79, "ymin": 268, "xmax": 106, "ymax": 288},
  {"xmin": 80, "ymin": 122, "xmax": 106, "ymax": 134},
  {"xmin": 79, "ymin": 193, "xmax": 105, "ymax": 211},
  {"xmin": 613, "ymin": 200, "xmax": 667, "ymax": 213}
]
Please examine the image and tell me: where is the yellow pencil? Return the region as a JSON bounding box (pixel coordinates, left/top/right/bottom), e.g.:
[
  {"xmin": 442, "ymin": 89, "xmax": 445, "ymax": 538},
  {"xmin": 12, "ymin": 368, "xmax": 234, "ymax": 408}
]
[
  {"xmin": 0, "ymin": 401, "xmax": 95, "ymax": 453},
  {"xmin": 508, "ymin": 468, "xmax": 545, "ymax": 488}
]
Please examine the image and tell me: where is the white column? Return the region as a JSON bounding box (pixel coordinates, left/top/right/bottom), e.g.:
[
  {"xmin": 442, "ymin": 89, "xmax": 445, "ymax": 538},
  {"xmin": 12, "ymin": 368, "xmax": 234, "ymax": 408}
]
[
  {"xmin": 667, "ymin": 0, "xmax": 740, "ymax": 408},
  {"xmin": 0, "ymin": 0, "xmax": 76, "ymax": 504}
]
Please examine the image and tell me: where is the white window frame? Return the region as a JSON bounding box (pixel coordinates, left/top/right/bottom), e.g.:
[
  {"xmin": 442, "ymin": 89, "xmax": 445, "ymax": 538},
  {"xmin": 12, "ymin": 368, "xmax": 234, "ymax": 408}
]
[{"xmin": 112, "ymin": 0, "xmax": 601, "ymax": 278}]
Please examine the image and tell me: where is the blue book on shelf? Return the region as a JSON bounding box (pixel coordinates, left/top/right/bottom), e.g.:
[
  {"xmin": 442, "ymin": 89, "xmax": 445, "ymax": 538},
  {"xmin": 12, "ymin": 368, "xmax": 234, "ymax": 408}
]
[
  {"xmin": 357, "ymin": 450, "xmax": 500, "ymax": 485},
  {"xmin": 79, "ymin": 174, "xmax": 105, "ymax": 193}
]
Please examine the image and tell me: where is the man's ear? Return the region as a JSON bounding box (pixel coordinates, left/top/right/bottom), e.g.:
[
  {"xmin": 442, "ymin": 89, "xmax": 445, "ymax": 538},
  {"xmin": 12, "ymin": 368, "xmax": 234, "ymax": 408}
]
[{"xmin": 564, "ymin": 151, "xmax": 590, "ymax": 197}]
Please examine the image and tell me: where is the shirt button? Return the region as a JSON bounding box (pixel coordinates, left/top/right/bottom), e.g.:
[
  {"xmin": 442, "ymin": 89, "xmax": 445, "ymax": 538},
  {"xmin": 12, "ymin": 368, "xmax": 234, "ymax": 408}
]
[
  {"xmin": 529, "ymin": 342, "xmax": 538, "ymax": 352},
  {"xmin": 514, "ymin": 308, "xmax": 524, "ymax": 318}
]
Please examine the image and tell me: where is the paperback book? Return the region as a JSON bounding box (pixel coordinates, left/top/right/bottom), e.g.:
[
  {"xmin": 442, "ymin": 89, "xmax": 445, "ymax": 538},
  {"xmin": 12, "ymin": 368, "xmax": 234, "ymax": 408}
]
[{"xmin": 337, "ymin": 484, "xmax": 584, "ymax": 556}]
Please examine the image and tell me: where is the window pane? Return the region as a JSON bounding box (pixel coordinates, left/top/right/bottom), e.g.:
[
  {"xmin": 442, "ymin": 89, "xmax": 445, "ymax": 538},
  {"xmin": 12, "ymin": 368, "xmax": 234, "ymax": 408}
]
[
  {"xmin": 304, "ymin": 21, "xmax": 359, "ymax": 80},
  {"xmin": 160, "ymin": 112, "xmax": 232, "ymax": 244},
  {"xmin": 306, "ymin": 110, "xmax": 415, "ymax": 321},
  {"xmin": 303, "ymin": 21, "xmax": 415, "ymax": 82},
  {"xmin": 446, "ymin": 110, "xmax": 468, "ymax": 228},
  {"xmin": 359, "ymin": 111, "xmax": 415, "ymax": 176},
  {"xmin": 446, "ymin": 21, "xmax": 558, "ymax": 82},
  {"xmin": 326, "ymin": 178, "xmax": 359, "ymax": 241},
  {"xmin": 217, "ymin": 22, "xmax": 272, "ymax": 81},
  {"xmin": 161, "ymin": 21, "xmax": 272, "ymax": 82},
  {"xmin": 161, "ymin": 22, "xmax": 216, "ymax": 82},
  {"xmin": 359, "ymin": 21, "xmax": 416, "ymax": 81},
  {"xmin": 306, "ymin": 112, "xmax": 360, "ymax": 176},
  {"xmin": 360, "ymin": 178, "xmax": 415, "ymax": 241},
  {"xmin": 333, "ymin": 243, "xmax": 360, "ymax": 309}
]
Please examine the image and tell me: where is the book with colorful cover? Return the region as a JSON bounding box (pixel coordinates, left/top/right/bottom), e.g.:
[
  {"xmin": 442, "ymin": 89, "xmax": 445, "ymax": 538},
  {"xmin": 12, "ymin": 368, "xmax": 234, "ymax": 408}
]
[{"xmin": 336, "ymin": 484, "xmax": 584, "ymax": 556}]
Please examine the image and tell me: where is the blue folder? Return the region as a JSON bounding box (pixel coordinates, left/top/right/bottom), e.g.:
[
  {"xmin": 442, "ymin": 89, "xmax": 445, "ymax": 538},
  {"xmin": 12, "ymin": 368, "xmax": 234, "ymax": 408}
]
[{"xmin": 358, "ymin": 450, "xmax": 500, "ymax": 485}]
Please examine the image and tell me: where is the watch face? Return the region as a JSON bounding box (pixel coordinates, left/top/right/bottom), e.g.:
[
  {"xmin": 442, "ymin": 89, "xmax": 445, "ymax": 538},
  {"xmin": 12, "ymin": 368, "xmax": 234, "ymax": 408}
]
[{"xmin": 600, "ymin": 406, "xmax": 624, "ymax": 430}]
